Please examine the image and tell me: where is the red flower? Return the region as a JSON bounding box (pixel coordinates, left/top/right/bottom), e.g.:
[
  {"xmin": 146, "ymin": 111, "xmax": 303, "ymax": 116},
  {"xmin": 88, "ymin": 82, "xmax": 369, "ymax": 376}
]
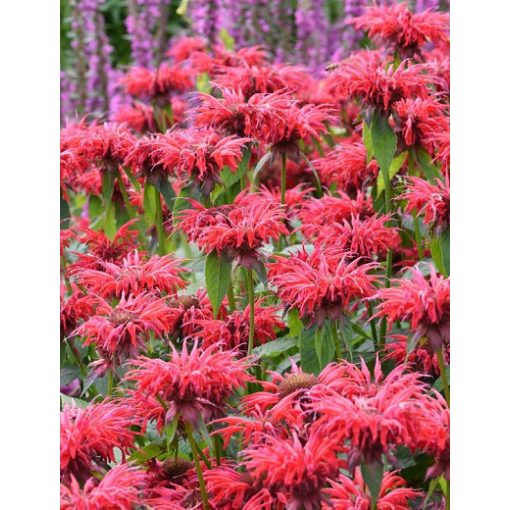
[
  {"xmin": 150, "ymin": 128, "xmax": 250, "ymax": 195},
  {"xmin": 313, "ymin": 140, "xmax": 378, "ymax": 194},
  {"xmin": 192, "ymin": 301, "xmax": 284, "ymax": 350},
  {"xmin": 393, "ymin": 96, "xmax": 449, "ymax": 151},
  {"xmin": 322, "ymin": 469, "xmax": 421, "ymax": 510},
  {"xmin": 60, "ymin": 283, "xmax": 93, "ymax": 338},
  {"xmin": 121, "ymin": 64, "xmax": 194, "ymax": 100},
  {"xmin": 60, "ymin": 401, "xmax": 138, "ymax": 482},
  {"xmin": 309, "ymin": 359, "xmax": 447, "ymax": 466},
  {"xmin": 60, "ymin": 464, "xmax": 146, "ymax": 510},
  {"xmin": 401, "ymin": 176, "xmax": 450, "ymax": 233},
  {"xmin": 178, "ymin": 193, "xmax": 288, "ymax": 267},
  {"xmin": 259, "ymin": 184, "xmax": 312, "ymax": 218},
  {"xmin": 73, "ymin": 250, "xmax": 187, "ymax": 299},
  {"xmin": 348, "ymin": 2, "xmax": 449, "ymax": 54},
  {"xmin": 191, "ymin": 45, "xmax": 268, "ymax": 75},
  {"xmin": 372, "ymin": 264, "xmax": 450, "ymax": 351},
  {"xmin": 268, "ymin": 247, "xmax": 380, "ymax": 323},
  {"xmin": 167, "ymin": 36, "xmax": 207, "ymax": 63},
  {"xmin": 125, "ymin": 342, "xmax": 252, "ymax": 428},
  {"xmin": 326, "ymin": 51, "xmax": 433, "ymax": 111},
  {"xmin": 114, "ymin": 102, "xmax": 157, "ymax": 133},
  {"xmin": 298, "ymin": 193, "xmax": 374, "ymax": 239},
  {"xmin": 316, "ymin": 214, "xmax": 401, "ymax": 260},
  {"xmin": 144, "ymin": 484, "xmax": 199, "ymax": 510},
  {"xmin": 75, "ymin": 293, "xmax": 180, "ymax": 368}
]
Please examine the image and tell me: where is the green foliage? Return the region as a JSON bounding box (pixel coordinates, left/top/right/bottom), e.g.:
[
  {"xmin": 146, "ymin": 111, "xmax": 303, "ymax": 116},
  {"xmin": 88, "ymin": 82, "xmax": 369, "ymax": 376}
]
[{"xmin": 205, "ymin": 252, "xmax": 232, "ymax": 318}]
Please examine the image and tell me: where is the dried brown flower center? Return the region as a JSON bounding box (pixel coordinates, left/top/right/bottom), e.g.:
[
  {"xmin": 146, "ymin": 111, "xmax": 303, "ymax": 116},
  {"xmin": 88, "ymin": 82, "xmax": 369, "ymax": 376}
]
[
  {"xmin": 162, "ymin": 459, "xmax": 193, "ymax": 480},
  {"xmin": 109, "ymin": 309, "xmax": 136, "ymax": 325},
  {"xmin": 278, "ymin": 373, "xmax": 318, "ymax": 398}
]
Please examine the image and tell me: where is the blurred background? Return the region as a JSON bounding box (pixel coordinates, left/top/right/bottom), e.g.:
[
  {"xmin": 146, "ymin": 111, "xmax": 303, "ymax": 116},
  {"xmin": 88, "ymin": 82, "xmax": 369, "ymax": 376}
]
[{"xmin": 60, "ymin": 0, "xmax": 449, "ymax": 123}]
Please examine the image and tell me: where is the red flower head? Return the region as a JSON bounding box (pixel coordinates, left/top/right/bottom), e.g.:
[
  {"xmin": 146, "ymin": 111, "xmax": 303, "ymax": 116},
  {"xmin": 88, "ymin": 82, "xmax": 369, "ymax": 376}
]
[
  {"xmin": 298, "ymin": 193, "xmax": 374, "ymax": 240},
  {"xmin": 240, "ymin": 429, "xmax": 345, "ymax": 510},
  {"xmin": 60, "ymin": 464, "xmax": 146, "ymax": 510},
  {"xmin": 150, "ymin": 128, "xmax": 250, "ymax": 195},
  {"xmin": 192, "ymin": 301, "xmax": 284, "ymax": 351},
  {"xmin": 423, "ymin": 127, "xmax": 450, "ymax": 173},
  {"xmin": 191, "ymin": 44, "xmax": 268, "ymax": 75},
  {"xmin": 372, "ymin": 265, "xmax": 450, "ymax": 352},
  {"xmin": 73, "ymin": 250, "xmax": 187, "ymax": 299},
  {"xmin": 393, "ymin": 95, "xmax": 449, "ymax": 152},
  {"xmin": 60, "ymin": 401, "xmax": 138, "ymax": 482},
  {"xmin": 348, "ymin": 2, "xmax": 449, "ymax": 56},
  {"xmin": 167, "ymin": 36, "xmax": 208, "ymax": 63},
  {"xmin": 125, "ymin": 342, "xmax": 252, "ymax": 428},
  {"xmin": 316, "ymin": 214, "xmax": 401, "ymax": 261},
  {"xmin": 259, "ymin": 184, "xmax": 312, "ymax": 219},
  {"xmin": 60, "ymin": 283, "xmax": 94, "ymax": 339},
  {"xmin": 178, "ymin": 193, "xmax": 288, "ymax": 268},
  {"xmin": 313, "ymin": 140, "xmax": 378, "ymax": 194},
  {"xmin": 121, "ymin": 64, "xmax": 194, "ymax": 101},
  {"xmin": 326, "ymin": 51, "xmax": 433, "ymax": 111},
  {"xmin": 322, "ymin": 469, "xmax": 421, "ymax": 510},
  {"xmin": 401, "ymin": 176, "xmax": 450, "ymax": 234},
  {"xmin": 75, "ymin": 292, "xmax": 180, "ymax": 369},
  {"xmin": 113, "ymin": 102, "xmax": 157, "ymax": 133},
  {"xmin": 268, "ymin": 247, "xmax": 380, "ymax": 323},
  {"xmin": 144, "ymin": 484, "xmax": 199, "ymax": 510},
  {"xmin": 309, "ymin": 358, "xmax": 446, "ymax": 467}
]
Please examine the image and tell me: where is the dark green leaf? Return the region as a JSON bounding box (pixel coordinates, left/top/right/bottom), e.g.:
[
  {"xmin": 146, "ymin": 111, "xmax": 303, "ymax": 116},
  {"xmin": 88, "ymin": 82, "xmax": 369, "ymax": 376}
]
[
  {"xmin": 103, "ymin": 202, "xmax": 117, "ymax": 240},
  {"xmin": 288, "ymin": 308, "xmax": 304, "ymax": 337},
  {"xmin": 376, "ymin": 152, "xmax": 407, "ymax": 197},
  {"xmin": 253, "ymin": 337, "xmax": 298, "ymax": 358},
  {"xmin": 88, "ymin": 195, "xmax": 102, "ymax": 218},
  {"xmin": 416, "ymin": 147, "xmax": 442, "ymax": 181},
  {"xmin": 60, "ymin": 394, "xmax": 88, "ymax": 409},
  {"xmin": 128, "ymin": 443, "xmax": 164, "ymax": 463},
  {"xmin": 143, "ymin": 183, "xmax": 157, "ymax": 225},
  {"xmin": 361, "ymin": 460, "xmax": 384, "ymax": 506},
  {"xmin": 155, "ymin": 177, "xmax": 175, "ymax": 210},
  {"xmin": 430, "ymin": 227, "xmax": 450, "ymax": 277},
  {"xmin": 315, "ymin": 326, "xmax": 336, "ymax": 370},
  {"xmin": 363, "ymin": 121, "xmax": 374, "ymax": 162},
  {"xmin": 60, "ymin": 191, "xmax": 70, "ymax": 228},
  {"xmin": 205, "ymin": 252, "xmax": 232, "ymax": 318},
  {"xmin": 299, "ymin": 325, "xmax": 320, "ymax": 375},
  {"xmin": 371, "ymin": 112, "xmax": 396, "ymax": 174}
]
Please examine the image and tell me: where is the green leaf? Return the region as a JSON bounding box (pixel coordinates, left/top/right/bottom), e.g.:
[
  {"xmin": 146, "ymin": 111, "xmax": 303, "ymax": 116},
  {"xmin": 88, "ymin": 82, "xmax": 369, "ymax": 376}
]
[
  {"xmin": 205, "ymin": 252, "xmax": 232, "ymax": 318},
  {"xmin": 128, "ymin": 443, "xmax": 163, "ymax": 463},
  {"xmin": 416, "ymin": 147, "xmax": 442, "ymax": 181},
  {"xmin": 103, "ymin": 202, "xmax": 117, "ymax": 240},
  {"xmin": 253, "ymin": 337, "xmax": 298, "ymax": 358},
  {"xmin": 252, "ymin": 151, "xmax": 272, "ymax": 185},
  {"xmin": 60, "ymin": 394, "xmax": 88, "ymax": 409},
  {"xmin": 288, "ymin": 308, "xmax": 304, "ymax": 337},
  {"xmin": 376, "ymin": 152, "xmax": 407, "ymax": 197},
  {"xmin": 430, "ymin": 227, "xmax": 450, "ymax": 277},
  {"xmin": 362, "ymin": 121, "xmax": 374, "ymax": 162},
  {"xmin": 60, "ymin": 191, "xmax": 70, "ymax": 228},
  {"xmin": 315, "ymin": 326, "xmax": 336, "ymax": 370},
  {"xmin": 143, "ymin": 183, "xmax": 157, "ymax": 225},
  {"xmin": 433, "ymin": 365, "xmax": 450, "ymax": 391},
  {"xmin": 176, "ymin": 0, "xmax": 190, "ymax": 16},
  {"xmin": 155, "ymin": 177, "xmax": 175, "ymax": 210},
  {"xmin": 299, "ymin": 325, "xmax": 320, "ymax": 375},
  {"xmin": 88, "ymin": 195, "xmax": 102, "ymax": 218},
  {"xmin": 371, "ymin": 112, "xmax": 396, "ymax": 174},
  {"xmin": 102, "ymin": 170, "xmax": 115, "ymax": 203},
  {"xmin": 361, "ymin": 460, "xmax": 384, "ymax": 507},
  {"xmin": 196, "ymin": 72, "xmax": 211, "ymax": 93},
  {"xmin": 219, "ymin": 28, "xmax": 235, "ymax": 51}
]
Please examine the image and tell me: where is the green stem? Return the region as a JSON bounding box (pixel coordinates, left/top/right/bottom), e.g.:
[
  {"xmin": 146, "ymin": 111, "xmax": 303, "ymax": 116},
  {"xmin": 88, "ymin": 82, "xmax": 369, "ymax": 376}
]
[
  {"xmin": 107, "ymin": 369, "xmax": 114, "ymax": 396},
  {"xmin": 367, "ymin": 302, "xmax": 379, "ymax": 348},
  {"xmin": 445, "ymin": 479, "xmax": 450, "ymax": 510},
  {"xmin": 116, "ymin": 170, "xmax": 136, "ymax": 219},
  {"xmin": 67, "ymin": 337, "xmax": 86, "ymax": 377},
  {"xmin": 185, "ymin": 422, "xmax": 210, "ymax": 510},
  {"xmin": 213, "ymin": 435, "xmax": 222, "ymax": 466},
  {"xmin": 378, "ymin": 250, "xmax": 393, "ymax": 347},
  {"xmin": 245, "ymin": 268, "xmax": 255, "ymax": 356},
  {"xmin": 331, "ymin": 321, "xmax": 342, "ymax": 361},
  {"xmin": 227, "ymin": 283, "xmax": 236, "ymax": 312},
  {"xmin": 437, "ymin": 348, "xmax": 450, "ymax": 406},
  {"xmin": 280, "ymin": 152, "xmax": 287, "ymax": 205},
  {"xmin": 413, "ymin": 213, "xmax": 424, "ymax": 260},
  {"xmin": 154, "ymin": 187, "xmax": 166, "ymax": 255}
]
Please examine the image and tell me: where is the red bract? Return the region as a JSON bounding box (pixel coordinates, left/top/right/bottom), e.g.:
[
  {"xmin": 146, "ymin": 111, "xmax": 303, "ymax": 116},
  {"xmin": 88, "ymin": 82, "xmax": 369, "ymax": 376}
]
[
  {"xmin": 167, "ymin": 36, "xmax": 207, "ymax": 63},
  {"xmin": 393, "ymin": 96, "xmax": 449, "ymax": 151},
  {"xmin": 322, "ymin": 469, "xmax": 421, "ymax": 510},
  {"xmin": 316, "ymin": 214, "xmax": 401, "ymax": 260},
  {"xmin": 298, "ymin": 193, "xmax": 374, "ymax": 239},
  {"xmin": 372, "ymin": 265, "xmax": 450, "ymax": 351},
  {"xmin": 73, "ymin": 250, "xmax": 187, "ymax": 298},
  {"xmin": 348, "ymin": 3, "xmax": 449, "ymax": 54},
  {"xmin": 125, "ymin": 342, "xmax": 252, "ymax": 427},
  {"xmin": 60, "ymin": 283, "xmax": 93, "ymax": 338},
  {"xmin": 75, "ymin": 293, "xmax": 180, "ymax": 368},
  {"xmin": 121, "ymin": 64, "xmax": 194, "ymax": 100},
  {"xmin": 60, "ymin": 464, "xmax": 146, "ymax": 510},
  {"xmin": 313, "ymin": 140, "xmax": 378, "ymax": 193},
  {"xmin": 60, "ymin": 401, "xmax": 138, "ymax": 482},
  {"xmin": 114, "ymin": 102, "xmax": 157, "ymax": 133},
  {"xmin": 178, "ymin": 194, "xmax": 288, "ymax": 267},
  {"xmin": 259, "ymin": 184, "xmax": 312, "ymax": 218},
  {"xmin": 150, "ymin": 128, "xmax": 250, "ymax": 195},
  {"xmin": 268, "ymin": 247, "xmax": 380, "ymax": 323},
  {"xmin": 401, "ymin": 176, "xmax": 450, "ymax": 233},
  {"xmin": 326, "ymin": 51, "xmax": 433, "ymax": 111},
  {"xmin": 192, "ymin": 301, "xmax": 284, "ymax": 350}
]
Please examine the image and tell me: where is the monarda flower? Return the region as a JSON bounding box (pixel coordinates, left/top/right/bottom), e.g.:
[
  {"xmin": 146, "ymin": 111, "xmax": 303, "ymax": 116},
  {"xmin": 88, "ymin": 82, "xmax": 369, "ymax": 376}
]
[
  {"xmin": 114, "ymin": 102, "xmax": 157, "ymax": 133},
  {"xmin": 313, "ymin": 140, "xmax": 378, "ymax": 194},
  {"xmin": 150, "ymin": 128, "xmax": 250, "ymax": 195},
  {"xmin": 178, "ymin": 194, "xmax": 288, "ymax": 268},
  {"xmin": 322, "ymin": 469, "xmax": 421, "ymax": 510},
  {"xmin": 316, "ymin": 214, "xmax": 401, "ymax": 261},
  {"xmin": 60, "ymin": 401, "xmax": 138, "ymax": 483},
  {"xmin": 73, "ymin": 250, "xmax": 187, "ymax": 299},
  {"xmin": 240, "ymin": 429, "xmax": 345, "ymax": 510},
  {"xmin": 60, "ymin": 464, "xmax": 146, "ymax": 510},
  {"xmin": 298, "ymin": 193, "xmax": 374, "ymax": 240},
  {"xmin": 121, "ymin": 64, "xmax": 194, "ymax": 101},
  {"xmin": 326, "ymin": 51, "xmax": 433, "ymax": 111},
  {"xmin": 268, "ymin": 247, "xmax": 379, "ymax": 323},
  {"xmin": 75, "ymin": 293, "xmax": 180, "ymax": 369},
  {"xmin": 167, "ymin": 36, "xmax": 207, "ymax": 63},
  {"xmin": 125, "ymin": 342, "xmax": 252, "ymax": 428},
  {"xmin": 192, "ymin": 301, "xmax": 284, "ymax": 351},
  {"xmin": 372, "ymin": 265, "xmax": 450, "ymax": 352},
  {"xmin": 348, "ymin": 2, "xmax": 449, "ymax": 56},
  {"xmin": 309, "ymin": 359, "xmax": 446, "ymax": 468},
  {"xmin": 401, "ymin": 176, "xmax": 450, "ymax": 234},
  {"xmin": 393, "ymin": 96, "xmax": 449, "ymax": 153},
  {"xmin": 60, "ymin": 283, "xmax": 94, "ymax": 339}
]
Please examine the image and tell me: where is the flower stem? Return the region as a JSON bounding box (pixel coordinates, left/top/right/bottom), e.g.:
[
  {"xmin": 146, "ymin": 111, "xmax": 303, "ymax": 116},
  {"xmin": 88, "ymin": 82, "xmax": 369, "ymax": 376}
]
[
  {"xmin": 116, "ymin": 170, "xmax": 136, "ymax": 219},
  {"xmin": 154, "ymin": 186, "xmax": 166, "ymax": 256},
  {"xmin": 331, "ymin": 321, "xmax": 342, "ymax": 361},
  {"xmin": 184, "ymin": 421, "xmax": 210, "ymax": 510},
  {"xmin": 413, "ymin": 213, "xmax": 424, "ymax": 260},
  {"xmin": 437, "ymin": 347, "xmax": 450, "ymax": 406},
  {"xmin": 280, "ymin": 152, "xmax": 287, "ymax": 205},
  {"xmin": 107, "ymin": 369, "xmax": 114, "ymax": 396},
  {"xmin": 67, "ymin": 337, "xmax": 86, "ymax": 377},
  {"xmin": 227, "ymin": 282, "xmax": 236, "ymax": 312},
  {"xmin": 213, "ymin": 435, "xmax": 222, "ymax": 466},
  {"xmin": 367, "ymin": 302, "xmax": 379, "ymax": 348},
  {"xmin": 245, "ymin": 268, "xmax": 255, "ymax": 356}
]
